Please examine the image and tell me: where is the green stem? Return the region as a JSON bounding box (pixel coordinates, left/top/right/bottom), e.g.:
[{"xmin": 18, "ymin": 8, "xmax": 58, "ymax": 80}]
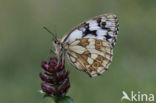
[{"xmin": 54, "ymin": 96, "xmax": 74, "ymax": 103}]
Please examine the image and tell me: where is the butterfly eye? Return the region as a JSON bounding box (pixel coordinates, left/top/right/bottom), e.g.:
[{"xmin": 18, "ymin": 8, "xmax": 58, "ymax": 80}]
[{"xmin": 53, "ymin": 40, "xmax": 57, "ymax": 44}]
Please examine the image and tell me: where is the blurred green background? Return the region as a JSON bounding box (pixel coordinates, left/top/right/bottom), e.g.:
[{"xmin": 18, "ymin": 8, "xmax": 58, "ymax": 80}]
[{"xmin": 0, "ymin": 0, "xmax": 156, "ymax": 103}]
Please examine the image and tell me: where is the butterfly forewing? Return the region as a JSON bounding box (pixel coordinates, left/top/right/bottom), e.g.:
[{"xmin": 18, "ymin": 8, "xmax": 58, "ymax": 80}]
[
  {"xmin": 61, "ymin": 14, "xmax": 119, "ymax": 47},
  {"xmin": 59, "ymin": 14, "xmax": 119, "ymax": 77}
]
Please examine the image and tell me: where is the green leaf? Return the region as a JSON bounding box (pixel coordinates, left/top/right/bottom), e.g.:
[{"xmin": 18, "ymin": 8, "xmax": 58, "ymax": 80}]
[{"xmin": 56, "ymin": 96, "xmax": 74, "ymax": 103}]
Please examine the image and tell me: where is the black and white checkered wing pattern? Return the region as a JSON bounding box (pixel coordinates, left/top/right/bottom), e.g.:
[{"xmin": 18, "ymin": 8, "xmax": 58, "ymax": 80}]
[{"xmin": 62, "ymin": 14, "xmax": 119, "ymax": 47}]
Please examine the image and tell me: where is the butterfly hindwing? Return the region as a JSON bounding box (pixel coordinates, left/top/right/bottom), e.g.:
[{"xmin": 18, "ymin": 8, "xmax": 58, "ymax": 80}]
[{"xmin": 64, "ymin": 38, "xmax": 113, "ymax": 77}]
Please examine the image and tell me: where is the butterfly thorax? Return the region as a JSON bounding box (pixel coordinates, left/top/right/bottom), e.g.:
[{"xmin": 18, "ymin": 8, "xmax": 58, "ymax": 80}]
[{"xmin": 53, "ymin": 39, "xmax": 64, "ymax": 59}]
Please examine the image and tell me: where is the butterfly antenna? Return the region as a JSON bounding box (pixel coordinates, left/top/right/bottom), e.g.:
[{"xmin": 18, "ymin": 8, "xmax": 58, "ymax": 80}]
[
  {"xmin": 53, "ymin": 24, "xmax": 58, "ymax": 38},
  {"xmin": 43, "ymin": 26, "xmax": 57, "ymax": 40}
]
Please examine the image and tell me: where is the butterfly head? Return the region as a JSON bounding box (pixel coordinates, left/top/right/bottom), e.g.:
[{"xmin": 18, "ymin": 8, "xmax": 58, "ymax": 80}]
[{"xmin": 43, "ymin": 26, "xmax": 63, "ymax": 58}]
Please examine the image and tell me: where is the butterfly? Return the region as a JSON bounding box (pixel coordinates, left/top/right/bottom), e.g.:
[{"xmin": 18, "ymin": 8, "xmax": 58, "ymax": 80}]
[{"xmin": 44, "ymin": 14, "xmax": 119, "ymax": 77}]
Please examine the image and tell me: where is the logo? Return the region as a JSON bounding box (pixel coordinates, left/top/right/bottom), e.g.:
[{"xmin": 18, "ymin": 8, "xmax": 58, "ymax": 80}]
[{"xmin": 121, "ymin": 91, "xmax": 154, "ymax": 102}]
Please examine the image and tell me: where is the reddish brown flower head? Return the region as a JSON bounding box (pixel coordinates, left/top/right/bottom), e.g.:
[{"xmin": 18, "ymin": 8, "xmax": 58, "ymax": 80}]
[{"xmin": 40, "ymin": 57, "xmax": 70, "ymax": 97}]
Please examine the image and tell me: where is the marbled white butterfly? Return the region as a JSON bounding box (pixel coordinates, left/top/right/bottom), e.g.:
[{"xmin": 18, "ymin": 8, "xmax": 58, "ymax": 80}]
[{"xmin": 45, "ymin": 14, "xmax": 119, "ymax": 77}]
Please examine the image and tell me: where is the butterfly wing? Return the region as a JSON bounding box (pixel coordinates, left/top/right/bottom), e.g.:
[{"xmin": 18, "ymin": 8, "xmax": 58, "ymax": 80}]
[
  {"xmin": 61, "ymin": 14, "xmax": 119, "ymax": 77},
  {"xmin": 61, "ymin": 14, "xmax": 119, "ymax": 47},
  {"xmin": 64, "ymin": 38, "xmax": 113, "ymax": 77}
]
